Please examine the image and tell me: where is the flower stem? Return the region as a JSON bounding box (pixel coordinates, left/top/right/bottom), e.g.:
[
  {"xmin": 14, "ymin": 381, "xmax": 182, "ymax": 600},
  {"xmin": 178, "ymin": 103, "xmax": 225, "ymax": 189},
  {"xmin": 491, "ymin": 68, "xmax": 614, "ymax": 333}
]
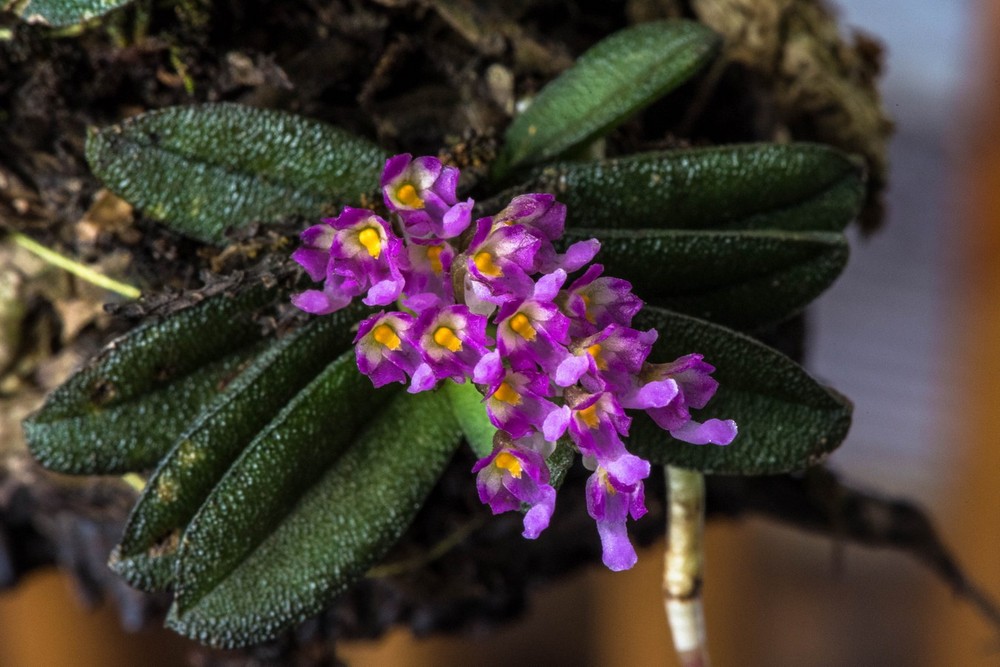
[
  {"xmin": 664, "ymin": 465, "xmax": 710, "ymax": 667},
  {"xmin": 9, "ymin": 231, "xmax": 141, "ymax": 299}
]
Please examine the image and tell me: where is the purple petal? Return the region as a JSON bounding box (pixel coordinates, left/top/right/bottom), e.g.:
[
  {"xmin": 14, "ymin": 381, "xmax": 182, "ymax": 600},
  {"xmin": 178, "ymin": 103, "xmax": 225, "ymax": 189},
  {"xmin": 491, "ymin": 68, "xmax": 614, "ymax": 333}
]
[
  {"xmin": 403, "ymin": 292, "xmax": 443, "ymax": 313},
  {"xmin": 597, "ymin": 520, "xmax": 638, "ymax": 571},
  {"xmin": 434, "ymin": 164, "xmax": 460, "ymax": 199},
  {"xmin": 441, "ymin": 199, "xmax": 474, "ymax": 238},
  {"xmin": 542, "ymin": 405, "xmax": 571, "ymax": 441},
  {"xmin": 521, "ymin": 485, "xmax": 556, "ymax": 539},
  {"xmin": 363, "ymin": 278, "xmax": 403, "ymax": 306},
  {"xmin": 555, "ymin": 354, "xmax": 591, "ymax": 387},
  {"xmin": 291, "ymin": 247, "xmax": 330, "ymax": 282},
  {"xmin": 366, "ymin": 360, "xmax": 408, "ymax": 387},
  {"xmin": 408, "ymin": 363, "xmax": 438, "ymax": 393},
  {"xmin": 670, "ymin": 418, "xmax": 738, "ymax": 446},
  {"xmin": 559, "ymin": 238, "xmax": 601, "ymax": 272},
  {"xmin": 604, "ymin": 454, "xmax": 650, "ymax": 489},
  {"xmin": 629, "ymin": 378, "xmax": 680, "ymax": 409},
  {"xmin": 381, "ymin": 153, "xmax": 411, "ymax": 187},
  {"xmin": 291, "ymin": 289, "xmax": 346, "ymax": 315},
  {"xmin": 534, "ymin": 269, "xmax": 567, "ymax": 301},
  {"xmin": 473, "ymin": 350, "xmax": 504, "ymax": 385}
]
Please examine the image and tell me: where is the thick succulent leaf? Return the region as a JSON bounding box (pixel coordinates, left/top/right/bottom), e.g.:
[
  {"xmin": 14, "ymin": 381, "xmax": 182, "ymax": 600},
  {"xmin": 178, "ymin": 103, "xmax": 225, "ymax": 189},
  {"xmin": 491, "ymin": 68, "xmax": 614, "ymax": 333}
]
[
  {"xmin": 169, "ymin": 351, "xmax": 381, "ymax": 611},
  {"xmin": 110, "ymin": 307, "xmax": 367, "ymax": 591},
  {"xmin": 566, "ymin": 228, "xmax": 849, "ymax": 329},
  {"xmin": 167, "ymin": 388, "xmax": 461, "ymax": 648},
  {"xmin": 496, "ymin": 20, "xmax": 719, "ymax": 177},
  {"xmin": 629, "ymin": 307, "xmax": 852, "ymax": 474},
  {"xmin": 444, "ymin": 379, "xmax": 495, "ymax": 458},
  {"xmin": 546, "ymin": 441, "xmax": 576, "ymax": 490},
  {"xmin": 86, "ymin": 104, "xmax": 389, "ymax": 244},
  {"xmin": 6, "ymin": 0, "xmax": 131, "ymax": 27},
  {"xmin": 23, "ymin": 281, "xmax": 280, "ymax": 474},
  {"xmin": 516, "ymin": 144, "xmax": 864, "ymax": 232}
]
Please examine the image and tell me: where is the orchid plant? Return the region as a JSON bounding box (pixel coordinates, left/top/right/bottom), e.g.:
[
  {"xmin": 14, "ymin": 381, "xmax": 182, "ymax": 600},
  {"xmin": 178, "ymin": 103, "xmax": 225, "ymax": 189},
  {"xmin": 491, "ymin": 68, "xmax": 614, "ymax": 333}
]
[
  {"xmin": 19, "ymin": 17, "xmax": 863, "ymax": 657},
  {"xmin": 293, "ymin": 153, "xmax": 736, "ymax": 570}
]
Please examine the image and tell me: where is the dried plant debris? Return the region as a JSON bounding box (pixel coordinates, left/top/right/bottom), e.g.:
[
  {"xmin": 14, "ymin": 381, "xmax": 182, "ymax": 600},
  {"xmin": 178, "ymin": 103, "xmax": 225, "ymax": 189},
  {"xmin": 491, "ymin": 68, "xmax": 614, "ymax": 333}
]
[{"xmin": 690, "ymin": 0, "xmax": 892, "ymax": 231}]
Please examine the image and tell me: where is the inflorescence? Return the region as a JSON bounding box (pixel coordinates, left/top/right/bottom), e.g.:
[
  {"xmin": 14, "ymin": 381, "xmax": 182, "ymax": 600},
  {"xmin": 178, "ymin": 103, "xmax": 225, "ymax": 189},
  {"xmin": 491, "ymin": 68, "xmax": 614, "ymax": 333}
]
[{"xmin": 291, "ymin": 154, "xmax": 737, "ymax": 571}]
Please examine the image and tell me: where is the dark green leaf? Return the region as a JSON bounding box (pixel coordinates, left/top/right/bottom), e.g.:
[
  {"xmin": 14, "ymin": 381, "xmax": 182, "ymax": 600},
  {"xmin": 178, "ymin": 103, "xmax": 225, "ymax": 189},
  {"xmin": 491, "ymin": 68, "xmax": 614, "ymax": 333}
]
[
  {"xmin": 444, "ymin": 379, "xmax": 495, "ymax": 458},
  {"xmin": 167, "ymin": 389, "xmax": 461, "ymax": 648},
  {"xmin": 86, "ymin": 104, "xmax": 388, "ymax": 244},
  {"xmin": 515, "ymin": 144, "xmax": 865, "ymax": 232},
  {"xmin": 496, "ymin": 20, "xmax": 719, "ymax": 177},
  {"xmin": 170, "ymin": 351, "xmax": 382, "ymax": 612},
  {"xmin": 629, "ymin": 307, "xmax": 852, "ymax": 474},
  {"xmin": 8, "ymin": 0, "xmax": 131, "ymax": 27},
  {"xmin": 566, "ymin": 228, "xmax": 849, "ymax": 329},
  {"xmin": 110, "ymin": 308, "xmax": 366, "ymax": 591},
  {"xmin": 23, "ymin": 281, "xmax": 280, "ymax": 474},
  {"xmin": 547, "ymin": 441, "xmax": 576, "ymax": 490}
]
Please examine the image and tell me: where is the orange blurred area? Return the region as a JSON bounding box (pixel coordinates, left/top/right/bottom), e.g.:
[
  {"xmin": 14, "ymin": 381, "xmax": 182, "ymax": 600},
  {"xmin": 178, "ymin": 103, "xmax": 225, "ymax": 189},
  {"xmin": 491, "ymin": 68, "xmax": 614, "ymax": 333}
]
[
  {"xmin": 2, "ymin": 2, "xmax": 1000, "ymax": 666},
  {"xmin": 0, "ymin": 570, "xmax": 193, "ymax": 666}
]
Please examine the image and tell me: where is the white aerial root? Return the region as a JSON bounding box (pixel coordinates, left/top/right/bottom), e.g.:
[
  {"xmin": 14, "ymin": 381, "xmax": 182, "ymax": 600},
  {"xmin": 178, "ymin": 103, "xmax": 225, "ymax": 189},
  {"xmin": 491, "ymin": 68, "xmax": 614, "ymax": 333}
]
[{"xmin": 664, "ymin": 466, "xmax": 710, "ymax": 667}]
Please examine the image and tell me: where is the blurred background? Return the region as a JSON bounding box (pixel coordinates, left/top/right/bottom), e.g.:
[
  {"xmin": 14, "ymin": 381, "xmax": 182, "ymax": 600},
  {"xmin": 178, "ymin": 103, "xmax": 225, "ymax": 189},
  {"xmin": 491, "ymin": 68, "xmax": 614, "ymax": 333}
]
[{"xmin": 2, "ymin": 0, "xmax": 998, "ymax": 664}]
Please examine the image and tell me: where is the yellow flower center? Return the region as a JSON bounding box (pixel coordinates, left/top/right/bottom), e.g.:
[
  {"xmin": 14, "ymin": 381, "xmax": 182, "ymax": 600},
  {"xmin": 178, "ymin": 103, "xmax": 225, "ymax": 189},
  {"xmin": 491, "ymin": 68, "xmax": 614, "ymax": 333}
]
[
  {"xmin": 396, "ymin": 183, "xmax": 424, "ymax": 209},
  {"xmin": 473, "ymin": 251, "xmax": 503, "ymax": 277},
  {"xmin": 603, "ymin": 474, "xmax": 617, "ymax": 495},
  {"xmin": 371, "ymin": 324, "xmax": 401, "ymax": 350},
  {"xmin": 577, "ymin": 404, "xmax": 600, "ymax": 430},
  {"xmin": 492, "ymin": 381, "xmax": 522, "ymax": 406},
  {"xmin": 580, "ymin": 293, "xmax": 596, "ymax": 324},
  {"xmin": 509, "ymin": 313, "xmax": 537, "ymax": 341},
  {"xmin": 426, "ymin": 245, "xmax": 445, "ymax": 275},
  {"xmin": 586, "ymin": 343, "xmax": 608, "ymax": 370},
  {"xmin": 357, "ymin": 227, "xmax": 382, "ymax": 258},
  {"xmin": 494, "ymin": 451, "xmax": 523, "ymax": 478},
  {"xmin": 433, "ymin": 326, "xmax": 463, "ymax": 352}
]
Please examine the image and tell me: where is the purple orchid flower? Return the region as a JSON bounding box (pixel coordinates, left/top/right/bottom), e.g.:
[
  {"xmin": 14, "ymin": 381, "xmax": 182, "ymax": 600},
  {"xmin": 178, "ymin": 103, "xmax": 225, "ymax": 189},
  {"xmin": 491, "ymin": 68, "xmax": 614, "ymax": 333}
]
[
  {"xmin": 483, "ymin": 367, "xmax": 564, "ymax": 439},
  {"xmin": 292, "ymin": 153, "xmax": 739, "ymax": 573},
  {"xmin": 555, "ymin": 324, "xmax": 659, "ymax": 391},
  {"xmin": 354, "ymin": 311, "xmax": 421, "ymax": 387},
  {"xmin": 409, "ymin": 305, "xmax": 492, "ymax": 392},
  {"xmin": 561, "ymin": 264, "xmax": 643, "ymax": 338},
  {"xmin": 495, "ymin": 270, "xmax": 573, "ymax": 374},
  {"xmin": 642, "ymin": 354, "xmax": 738, "ymax": 445},
  {"xmin": 545, "ymin": 391, "xmax": 648, "ymax": 487},
  {"xmin": 464, "ymin": 218, "xmax": 541, "ymax": 310},
  {"xmin": 473, "ymin": 444, "xmax": 557, "ymax": 539},
  {"xmin": 586, "ymin": 466, "xmax": 648, "ymax": 571},
  {"xmin": 381, "ymin": 154, "xmax": 472, "ymax": 240},
  {"xmin": 403, "ymin": 239, "xmax": 456, "ymax": 311},
  {"xmin": 291, "ymin": 208, "xmax": 407, "ymax": 314},
  {"xmin": 487, "ymin": 194, "xmax": 600, "ymax": 274}
]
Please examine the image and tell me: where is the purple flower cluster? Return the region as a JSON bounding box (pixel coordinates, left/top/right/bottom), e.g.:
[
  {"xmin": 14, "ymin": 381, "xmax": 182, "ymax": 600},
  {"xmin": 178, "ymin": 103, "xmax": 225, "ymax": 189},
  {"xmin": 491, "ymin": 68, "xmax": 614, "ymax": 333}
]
[{"xmin": 292, "ymin": 154, "xmax": 737, "ymax": 571}]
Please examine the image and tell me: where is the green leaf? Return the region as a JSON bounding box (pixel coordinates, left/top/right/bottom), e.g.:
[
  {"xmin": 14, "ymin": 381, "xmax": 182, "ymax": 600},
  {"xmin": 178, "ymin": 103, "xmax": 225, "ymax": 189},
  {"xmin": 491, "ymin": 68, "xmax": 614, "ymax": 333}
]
[
  {"xmin": 167, "ymin": 388, "xmax": 461, "ymax": 648},
  {"xmin": 86, "ymin": 104, "xmax": 389, "ymax": 245},
  {"xmin": 547, "ymin": 440, "xmax": 576, "ymax": 490},
  {"xmin": 23, "ymin": 281, "xmax": 280, "ymax": 474},
  {"xmin": 496, "ymin": 20, "xmax": 719, "ymax": 177},
  {"xmin": 516, "ymin": 144, "xmax": 865, "ymax": 232},
  {"xmin": 566, "ymin": 228, "xmax": 849, "ymax": 329},
  {"xmin": 7, "ymin": 0, "xmax": 132, "ymax": 27},
  {"xmin": 629, "ymin": 307, "xmax": 852, "ymax": 474},
  {"xmin": 110, "ymin": 308, "xmax": 366, "ymax": 591},
  {"xmin": 169, "ymin": 351, "xmax": 381, "ymax": 611},
  {"xmin": 444, "ymin": 379, "xmax": 495, "ymax": 458}
]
